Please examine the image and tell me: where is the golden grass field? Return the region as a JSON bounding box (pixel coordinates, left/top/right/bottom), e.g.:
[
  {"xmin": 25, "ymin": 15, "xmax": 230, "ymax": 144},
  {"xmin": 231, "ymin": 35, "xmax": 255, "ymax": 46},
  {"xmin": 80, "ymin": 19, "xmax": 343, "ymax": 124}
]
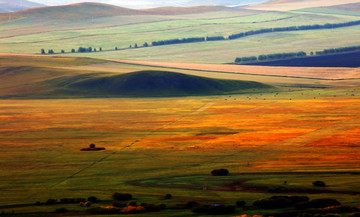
[{"xmin": 1, "ymin": 82, "xmax": 360, "ymax": 215}]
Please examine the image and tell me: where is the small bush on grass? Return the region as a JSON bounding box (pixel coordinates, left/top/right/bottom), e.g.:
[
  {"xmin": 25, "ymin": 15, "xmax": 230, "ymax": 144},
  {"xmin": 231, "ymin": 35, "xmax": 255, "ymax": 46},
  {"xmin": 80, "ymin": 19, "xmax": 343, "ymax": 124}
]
[
  {"xmin": 112, "ymin": 192, "xmax": 132, "ymax": 201},
  {"xmin": 236, "ymin": 201, "xmax": 246, "ymax": 207},
  {"xmin": 313, "ymin": 181, "xmax": 326, "ymax": 187},
  {"xmin": 211, "ymin": 169, "xmax": 229, "ymax": 176},
  {"xmin": 296, "ymin": 199, "xmax": 341, "ymax": 210},
  {"xmin": 87, "ymin": 196, "xmax": 98, "ymax": 203},
  {"xmin": 253, "ymin": 196, "xmax": 293, "ymax": 209},
  {"xmin": 186, "ymin": 201, "xmax": 200, "ymax": 209}
]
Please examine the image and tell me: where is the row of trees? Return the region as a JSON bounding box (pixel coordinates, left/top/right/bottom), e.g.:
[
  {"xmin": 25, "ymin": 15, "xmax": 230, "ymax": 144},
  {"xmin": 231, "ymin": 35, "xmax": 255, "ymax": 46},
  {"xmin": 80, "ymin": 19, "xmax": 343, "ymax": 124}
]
[
  {"xmin": 151, "ymin": 37, "xmax": 205, "ymax": 46},
  {"xmin": 235, "ymin": 51, "xmax": 307, "ymax": 63},
  {"xmin": 315, "ymin": 45, "xmax": 360, "ymax": 55},
  {"xmin": 234, "ymin": 45, "xmax": 360, "ymax": 63},
  {"xmin": 41, "ymin": 19, "xmax": 360, "ymax": 55},
  {"xmin": 228, "ymin": 20, "xmax": 360, "ymax": 40}
]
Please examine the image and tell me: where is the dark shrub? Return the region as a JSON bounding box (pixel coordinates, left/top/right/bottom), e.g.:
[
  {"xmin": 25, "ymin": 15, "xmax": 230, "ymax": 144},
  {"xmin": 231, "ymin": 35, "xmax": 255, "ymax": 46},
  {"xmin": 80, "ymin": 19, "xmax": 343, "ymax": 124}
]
[
  {"xmin": 164, "ymin": 194, "xmax": 172, "ymax": 199},
  {"xmin": 35, "ymin": 201, "xmax": 41, "ymax": 206},
  {"xmin": 89, "ymin": 144, "xmax": 96, "ymax": 148},
  {"xmin": 323, "ymin": 205, "xmax": 360, "ymax": 213},
  {"xmin": 46, "ymin": 199, "xmax": 57, "ymax": 205},
  {"xmin": 297, "ymin": 199, "xmax": 341, "ymax": 209},
  {"xmin": 129, "ymin": 201, "xmax": 137, "ymax": 206},
  {"xmin": 60, "ymin": 198, "xmax": 86, "ymax": 203},
  {"xmin": 112, "ymin": 201, "xmax": 127, "ymax": 208},
  {"xmin": 186, "ymin": 201, "xmax": 200, "ymax": 209},
  {"xmin": 55, "ymin": 208, "xmax": 68, "ymax": 213},
  {"xmin": 313, "ymin": 181, "xmax": 326, "ymax": 187},
  {"xmin": 254, "ymin": 196, "xmax": 293, "ymax": 209},
  {"xmin": 87, "ymin": 196, "xmax": 98, "ymax": 203},
  {"xmin": 290, "ymin": 196, "xmax": 309, "ymax": 203},
  {"xmin": 112, "ymin": 192, "xmax": 132, "ymax": 201},
  {"xmin": 236, "ymin": 201, "xmax": 246, "ymax": 207},
  {"xmin": 211, "ymin": 169, "xmax": 229, "ymax": 176}
]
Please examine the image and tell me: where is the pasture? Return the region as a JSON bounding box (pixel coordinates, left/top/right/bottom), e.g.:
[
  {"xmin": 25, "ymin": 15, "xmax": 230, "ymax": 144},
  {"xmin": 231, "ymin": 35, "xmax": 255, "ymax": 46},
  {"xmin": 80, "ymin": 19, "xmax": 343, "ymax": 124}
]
[
  {"xmin": 0, "ymin": 88, "xmax": 360, "ymax": 216},
  {"xmin": 1, "ymin": 5, "xmax": 360, "ymax": 63}
]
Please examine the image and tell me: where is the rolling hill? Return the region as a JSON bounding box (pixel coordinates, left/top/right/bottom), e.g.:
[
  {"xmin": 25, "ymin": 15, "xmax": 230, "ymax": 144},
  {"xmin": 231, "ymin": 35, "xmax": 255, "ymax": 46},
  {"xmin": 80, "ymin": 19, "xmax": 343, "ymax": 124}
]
[
  {"xmin": 0, "ymin": 0, "xmax": 44, "ymax": 12},
  {"xmin": 0, "ymin": 3, "xmax": 250, "ymax": 21},
  {"xmin": 142, "ymin": 6, "xmax": 239, "ymax": 15},
  {"xmin": 0, "ymin": 56, "xmax": 271, "ymax": 98},
  {"xmin": 0, "ymin": 2, "xmax": 147, "ymax": 20},
  {"xmin": 247, "ymin": 0, "xmax": 360, "ymax": 11},
  {"xmin": 64, "ymin": 70, "xmax": 271, "ymax": 97}
]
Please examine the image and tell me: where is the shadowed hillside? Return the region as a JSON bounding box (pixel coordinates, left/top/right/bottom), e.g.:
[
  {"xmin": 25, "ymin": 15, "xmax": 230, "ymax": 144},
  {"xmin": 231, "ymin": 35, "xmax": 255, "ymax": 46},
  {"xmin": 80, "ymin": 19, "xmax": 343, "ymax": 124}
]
[
  {"xmin": 62, "ymin": 70, "xmax": 272, "ymax": 97},
  {"xmin": 0, "ymin": 2, "xmax": 147, "ymax": 21},
  {"xmin": 0, "ymin": 3, "xmax": 246, "ymax": 21}
]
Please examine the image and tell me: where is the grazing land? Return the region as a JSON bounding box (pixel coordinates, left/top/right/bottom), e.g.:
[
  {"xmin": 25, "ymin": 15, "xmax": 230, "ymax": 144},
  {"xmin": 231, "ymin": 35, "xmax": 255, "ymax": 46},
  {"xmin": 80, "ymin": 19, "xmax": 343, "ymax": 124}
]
[
  {"xmin": 0, "ymin": 55, "xmax": 360, "ymax": 216},
  {"xmin": 1, "ymin": 0, "xmax": 360, "ymax": 216}
]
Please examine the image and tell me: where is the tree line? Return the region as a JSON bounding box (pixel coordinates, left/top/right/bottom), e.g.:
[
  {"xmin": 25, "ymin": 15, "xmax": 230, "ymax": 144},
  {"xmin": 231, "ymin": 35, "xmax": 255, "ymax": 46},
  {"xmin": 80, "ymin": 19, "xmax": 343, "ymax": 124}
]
[
  {"xmin": 235, "ymin": 51, "xmax": 307, "ymax": 63},
  {"xmin": 228, "ymin": 20, "xmax": 360, "ymax": 40},
  {"xmin": 41, "ymin": 19, "xmax": 360, "ymax": 55},
  {"xmin": 234, "ymin": 45, "xmax": 360, "ymax": 63}
]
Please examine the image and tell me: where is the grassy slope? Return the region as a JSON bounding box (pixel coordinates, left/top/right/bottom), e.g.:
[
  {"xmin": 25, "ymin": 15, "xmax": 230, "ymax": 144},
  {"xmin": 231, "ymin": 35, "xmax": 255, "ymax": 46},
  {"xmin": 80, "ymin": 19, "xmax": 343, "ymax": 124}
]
[
  {"xmin": 0, "ymin": 56, "xmax": 272, "ymax": 98},
  {"xmin": 0, "ymin": 5, "xmax": 360, "ymax": 61}
]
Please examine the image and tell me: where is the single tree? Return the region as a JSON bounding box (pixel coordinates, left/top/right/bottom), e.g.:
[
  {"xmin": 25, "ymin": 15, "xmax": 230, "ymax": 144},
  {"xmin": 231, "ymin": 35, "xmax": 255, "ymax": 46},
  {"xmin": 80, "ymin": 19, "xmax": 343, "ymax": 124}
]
[{"xmin": 41, "ymin": 49, "xmax": 45, "ymax": 54}]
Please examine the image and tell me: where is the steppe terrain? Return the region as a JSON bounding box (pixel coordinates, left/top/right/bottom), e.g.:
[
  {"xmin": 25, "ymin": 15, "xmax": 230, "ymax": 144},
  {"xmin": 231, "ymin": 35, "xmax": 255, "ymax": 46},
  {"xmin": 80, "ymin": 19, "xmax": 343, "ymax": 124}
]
[{"xmin": 0, "ymin": 0, "xmax": 359, "ymax": 216}]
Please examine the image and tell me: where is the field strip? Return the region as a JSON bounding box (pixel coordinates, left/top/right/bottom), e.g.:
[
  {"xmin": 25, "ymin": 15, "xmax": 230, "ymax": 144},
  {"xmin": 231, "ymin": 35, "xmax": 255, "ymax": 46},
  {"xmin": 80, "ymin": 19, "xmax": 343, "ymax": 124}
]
[
  {"xmin": 265, "ymin": 117, "xmax": 360, "ymax": 149},
  {"xmin": 50, "ymin": 98, "xmax": 221, "ymax": 188},
  {"xmin": 107, "ymin": 59, "xmax": 360, "ymax": 80}
]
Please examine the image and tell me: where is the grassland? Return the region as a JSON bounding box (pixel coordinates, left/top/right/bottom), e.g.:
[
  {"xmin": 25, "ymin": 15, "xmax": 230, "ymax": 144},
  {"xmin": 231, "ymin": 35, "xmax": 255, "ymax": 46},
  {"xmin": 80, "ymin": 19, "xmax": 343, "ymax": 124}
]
[
  {"xmin": 0, "ymin": 55, "xmax": 359, "ymax": 216},
  {"xmin": 1, "ymin": 89, "xmax": 360, "ymax": 216},
  {"xmin": 1, "ymin": 4, "xmax": 360, "ymax": 63}
]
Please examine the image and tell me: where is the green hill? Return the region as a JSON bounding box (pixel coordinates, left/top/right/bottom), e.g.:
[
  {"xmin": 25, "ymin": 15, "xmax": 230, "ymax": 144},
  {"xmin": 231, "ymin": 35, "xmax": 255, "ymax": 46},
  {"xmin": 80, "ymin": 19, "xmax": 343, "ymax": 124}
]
[
  {"xmin": 0, "ymin": 2, "xmax": 147, "ymax": 21},
  {"xmin": 61, "ymin": 70, "xmax": 271, "ymax": 97}
]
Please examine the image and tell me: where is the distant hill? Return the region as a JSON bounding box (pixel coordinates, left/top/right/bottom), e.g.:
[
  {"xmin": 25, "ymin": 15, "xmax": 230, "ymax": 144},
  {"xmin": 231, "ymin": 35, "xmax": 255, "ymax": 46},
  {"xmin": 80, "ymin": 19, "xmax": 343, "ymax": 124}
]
[
  {"xmin": 184, "ymin": 0, "xmax": 266, "ymax": 7},
  {"xmin": 0, "ymin": 3, "xmax": 252, "ymax": 21},
  {"xmin": 0, "ymin": 2, "xmax": 148, "ymax": 20},
  {"xmin": 143, "ymin": 6, "xmax": 239, "ymax": 15},
  {"xmin": 0, "ymin": 0, "xmax": 44, "ymax": 12},
  {"xmin": 325, "ymin": 2, "xmax": 360, "ymax": 12},
  {"xmin": 247, "ymin": 0, "xmax": 360, "ymax": 11},
  {"xmin": 63, "ymin": 70, "xmax": 271, "ymax": 97}
]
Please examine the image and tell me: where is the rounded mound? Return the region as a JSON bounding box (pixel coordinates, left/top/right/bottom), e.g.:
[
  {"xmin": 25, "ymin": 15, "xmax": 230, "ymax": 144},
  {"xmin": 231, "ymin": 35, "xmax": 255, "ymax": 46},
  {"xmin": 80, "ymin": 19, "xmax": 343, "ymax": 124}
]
[{"xmin": 68, "ymin": 70, "xmax": 271, "ymax": 97}]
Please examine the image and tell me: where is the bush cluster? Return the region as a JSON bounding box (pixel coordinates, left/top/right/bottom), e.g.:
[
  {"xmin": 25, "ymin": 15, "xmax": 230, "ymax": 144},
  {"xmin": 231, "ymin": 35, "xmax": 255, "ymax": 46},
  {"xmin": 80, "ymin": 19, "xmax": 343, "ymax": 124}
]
[
  {"xmin": 211, "ymin": 169, "xmax": 229, "ymax": 176},
  {"xmin": 112, "ymin": 193, "xmax": 132, "ymax": 201},
  {"xmin": 296, "ymin": 199, "xmax": 341, "ymax": 210},
  {"xmin": 253, "ymin": 196, "xmax": 309, "ymax": 209}
]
